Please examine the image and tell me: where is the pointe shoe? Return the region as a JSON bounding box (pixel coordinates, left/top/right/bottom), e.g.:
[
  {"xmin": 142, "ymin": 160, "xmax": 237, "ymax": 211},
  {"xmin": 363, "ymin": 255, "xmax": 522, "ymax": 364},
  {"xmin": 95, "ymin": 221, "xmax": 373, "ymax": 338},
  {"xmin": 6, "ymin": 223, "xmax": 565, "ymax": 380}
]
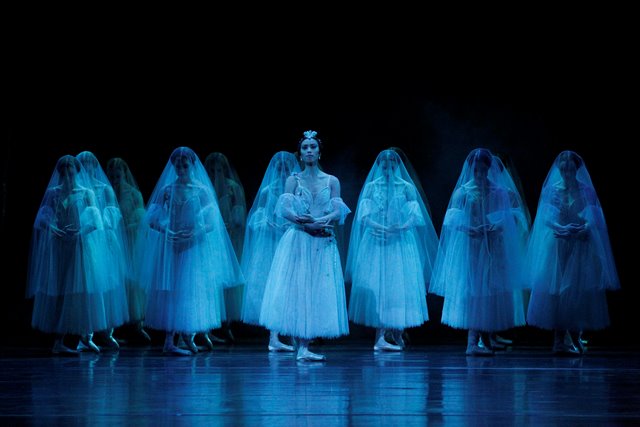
[
  {"xmin": 201, "ymin": 334, "xmax": 214, "ymax": 351},
  {"xmin": 465, "ymin": 344, "xmax": 494, "ymax": 357},
  {"xmin": 76, "ymin": 340, "xmax": 95, "ymax": 352},
  {"xmin": 573, "ymin": 337, "xmax": 586, "ymax": 354},
  {"xmin": 553, "ymin": 342, "xmax": 580, "ymax": 356},
  {"xmin": 182, "ymin": 334, "xmax": 198, "ymax": 354},
  {"xmin": 102, "ymin": 335, "xmax": 120, "ymax": 351},
  {"xmin": 79, "ymin": 335, "xmax": 100, "ymax": 353},
  {"xmin": 488, "ymin": 336, "xmax": 506, "ymax": 351},
  {"xmin": 296, "ymin": 348, "xmax": 326, "ymax": 361},
  {"xmin": 163, "ymin": 342, "xmax": 192, "ymax": 356},
  {"xmin": 225, "ymin": 328, "xmax": 235, "ymax": 343},
  {"xmin": 392, "ymin": 331, "xmax": 406, "ymax": 349},
  {"xmin": 209, "ymin": 333, "xmax": 227, "ymax": 343},
  {"xmin": 268, "ymin": 340, "xmax": 295, "ymax": 352},
  {"xmin": 136, "ymin": 327, "xmax": 152, "ymax": 343},
  {"xmin": 492, "ymin": 334, "xmax": 513, "ymax": 345},
  {"xmin": 53, "ymin": 341, "xmax": 78, "ymax": 355},
  {"xmin": 567, "ymin": 332, "xmax": 586, "ymax": 354},
  {"xmin": 374, "ymin": 339, "xmax": 402, "ymax": 352}
]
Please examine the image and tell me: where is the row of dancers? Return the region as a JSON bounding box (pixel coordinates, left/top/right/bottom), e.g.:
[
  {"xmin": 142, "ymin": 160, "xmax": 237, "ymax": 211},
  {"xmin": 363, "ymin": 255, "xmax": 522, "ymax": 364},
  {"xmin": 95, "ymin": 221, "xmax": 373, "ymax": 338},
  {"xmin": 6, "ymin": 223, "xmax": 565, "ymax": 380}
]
[{"xmin": 26, "ymin": 130, "xmax": 619, "ymax": 360}]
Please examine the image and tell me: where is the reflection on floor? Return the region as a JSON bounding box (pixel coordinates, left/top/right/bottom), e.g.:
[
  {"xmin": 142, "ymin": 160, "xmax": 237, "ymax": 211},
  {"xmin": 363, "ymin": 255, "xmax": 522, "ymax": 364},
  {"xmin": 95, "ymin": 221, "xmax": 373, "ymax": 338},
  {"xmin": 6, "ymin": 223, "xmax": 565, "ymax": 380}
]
[{"xmin": 1, "ymin": 343, "xmax": 639, "ymax": 425}]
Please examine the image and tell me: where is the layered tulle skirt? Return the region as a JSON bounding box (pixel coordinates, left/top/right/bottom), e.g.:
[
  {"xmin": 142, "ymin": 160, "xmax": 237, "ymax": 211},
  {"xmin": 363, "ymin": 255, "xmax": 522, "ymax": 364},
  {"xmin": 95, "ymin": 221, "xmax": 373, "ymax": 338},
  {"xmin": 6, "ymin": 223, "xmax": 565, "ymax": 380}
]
[
  {"xmin": 527, "ymin": 237, "xmax": 611, "ymax": 330},
  {"xmin": 259, "ymin": 227, "xmax": 349, "ymax": 339},
  {"xmin": 348, "ymin": 231, "xmax": 428, "ymax": 329},
  {"xmin": 30, "ymin": 234, "xmax": 129, "ymax": 335},
  {"xmin": 142, "ymin": 234, "xmax": 226, "ymax": 334}
]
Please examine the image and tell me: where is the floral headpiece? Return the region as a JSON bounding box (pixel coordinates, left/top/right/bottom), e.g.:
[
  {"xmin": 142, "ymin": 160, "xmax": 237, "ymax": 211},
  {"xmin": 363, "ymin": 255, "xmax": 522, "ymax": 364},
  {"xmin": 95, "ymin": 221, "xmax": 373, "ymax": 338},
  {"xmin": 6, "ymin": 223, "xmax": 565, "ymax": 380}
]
[{"xmin": 303, "ymin": 130, "xmax": 318, "ymax": 139}]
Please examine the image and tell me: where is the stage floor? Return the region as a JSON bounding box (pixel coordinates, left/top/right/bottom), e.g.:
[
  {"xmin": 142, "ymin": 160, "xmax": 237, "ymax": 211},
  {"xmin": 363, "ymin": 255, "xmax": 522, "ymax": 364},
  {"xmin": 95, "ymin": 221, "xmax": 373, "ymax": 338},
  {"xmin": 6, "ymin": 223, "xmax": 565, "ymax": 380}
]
[{"xmin": 1, "ymin": 342, "xmax": 639, "ymax": 425}]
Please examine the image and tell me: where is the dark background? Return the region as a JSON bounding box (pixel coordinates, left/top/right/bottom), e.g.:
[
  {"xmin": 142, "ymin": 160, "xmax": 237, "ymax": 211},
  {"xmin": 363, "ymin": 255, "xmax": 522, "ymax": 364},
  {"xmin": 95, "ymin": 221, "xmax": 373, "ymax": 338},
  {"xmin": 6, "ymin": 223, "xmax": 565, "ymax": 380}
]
[{"xmin": 2, "ymin": 23, "xmax": 635, "ymax": 349}]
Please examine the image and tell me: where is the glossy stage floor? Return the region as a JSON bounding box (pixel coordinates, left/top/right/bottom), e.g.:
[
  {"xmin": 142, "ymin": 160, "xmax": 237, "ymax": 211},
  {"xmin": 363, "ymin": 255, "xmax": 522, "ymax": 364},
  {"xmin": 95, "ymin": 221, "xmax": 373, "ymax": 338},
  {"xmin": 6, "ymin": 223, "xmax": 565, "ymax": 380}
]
[{"xmin": 1, "ymin": 338, "xmax": 639, "ymax": 426}]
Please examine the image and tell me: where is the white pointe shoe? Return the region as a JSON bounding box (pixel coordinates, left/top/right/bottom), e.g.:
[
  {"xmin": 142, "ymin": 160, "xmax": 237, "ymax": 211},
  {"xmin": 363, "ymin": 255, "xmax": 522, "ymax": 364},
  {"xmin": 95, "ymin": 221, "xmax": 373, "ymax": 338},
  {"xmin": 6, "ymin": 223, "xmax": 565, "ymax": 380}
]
[
  {"xmin": 268, "ymin": 340, "xmax": 295, "ymax": 352},
  {"xmin": 182, "ymin": 334, "xmax": 198, "ymax": 354},
  {"xmin": 136, "ymin": 327, "xmax": 152, "ymax": 343},
  {"xmin": 163, "ymin": 342, "xmax": 192, "ymax": 356},
  {"xmin": 374, "ymin": 338, "xmax": 402, "ymax": 352},
  {"xmin": 208, "ymin": 334, "xmax": 227, "ymax": 343},
  {"xmin": 392, "ymin": 331, "xmax": 406, "ymax": 349},
  {"xmin": 102, "ymin": 335, "xmax": 120, "ymax": 351},
  {"xmin": 53, "ymin": 341, "xmax": 78, "ymax": 355},
  {"xmin": 465, "ymin": 344, "xmax": 494, "ymax": 357},
  {"xmin": 492, "ymin": 334, "xmax": 513, "ymax": 346},
  {"xmin": 296, "ymin": 348, "xmax": 326, "ymax": 361},
  {"xmin": 201, "ymin": 334, "xmax": 214, "ymax": 351},
  {"xmin": 553, "ymin": 342, "xmax": 580, "ymax": 356},
  {"xmin": 78, "ymin": 335, "xmax": 100, "ymax": 353}
]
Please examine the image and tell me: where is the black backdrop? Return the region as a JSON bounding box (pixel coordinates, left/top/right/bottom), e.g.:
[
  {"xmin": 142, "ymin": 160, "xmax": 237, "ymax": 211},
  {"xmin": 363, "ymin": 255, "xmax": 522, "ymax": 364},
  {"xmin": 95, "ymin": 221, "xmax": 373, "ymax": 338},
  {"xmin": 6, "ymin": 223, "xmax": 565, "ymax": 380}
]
[{"xmin": 2, "ymin": 71, "xmax": 633, "ymax": 347}]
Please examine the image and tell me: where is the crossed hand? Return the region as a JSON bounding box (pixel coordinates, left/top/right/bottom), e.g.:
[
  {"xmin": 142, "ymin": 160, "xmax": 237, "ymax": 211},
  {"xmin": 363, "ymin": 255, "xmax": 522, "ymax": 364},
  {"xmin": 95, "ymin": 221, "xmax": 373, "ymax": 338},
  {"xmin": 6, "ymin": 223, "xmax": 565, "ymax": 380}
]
[
  {"xmin": 50, "ymin": 224, "xmax": 80, "ymax": 239},
  {"xmin": 553, "ymin": 223, "xmax": 587, "ymax": 239}
]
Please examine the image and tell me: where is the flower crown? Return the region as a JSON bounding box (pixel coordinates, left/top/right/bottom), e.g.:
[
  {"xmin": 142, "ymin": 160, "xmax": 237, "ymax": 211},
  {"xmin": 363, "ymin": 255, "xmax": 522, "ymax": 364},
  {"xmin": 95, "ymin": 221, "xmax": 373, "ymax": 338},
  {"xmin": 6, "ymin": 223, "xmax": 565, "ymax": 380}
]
[{"xmin": 303, "ymin": 130, "xmax": 318, "ymax": 139}]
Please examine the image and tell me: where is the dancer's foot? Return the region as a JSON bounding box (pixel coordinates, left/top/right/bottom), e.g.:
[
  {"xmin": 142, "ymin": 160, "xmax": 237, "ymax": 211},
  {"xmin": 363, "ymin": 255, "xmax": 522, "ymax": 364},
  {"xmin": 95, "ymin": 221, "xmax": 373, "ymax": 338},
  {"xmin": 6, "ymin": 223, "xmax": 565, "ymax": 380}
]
[
  {"xmin": 553, "ymin": 342, "xmax": 580, "ymax": 356},
  {"xmin": 201, "ymin": 333, "xmax": 214, "ymax": 351},
  {"xmin": 391, "ymin": 330, "xmax": 406, "ymax": 349},
  {"xmin": 53, "ymin": 340, "xmax": 78, "ymax": 355},
  {"xmin": 163, "ymin": 342, "xmax": 192, "ymax": 356},
  {"xmin": 374, "ymin": 338, "xmax": 402, "ymax": 352},
  {"xmin": 182, "ymin": 334, "xmax": 198, "ymax": 354},
  {"xmin": 492, "ymin": 334, "xmax": 512, "ymax": 345},
  {"xmin": 465, "ymin": 344, "xmax": 494, "ymax": 357},
  {"xmin": 78, "ymin": 335, "xmax": 100, "ymax": 353},
  {"xmin": 296, "ymin": 348, "xmax": 326, "ymax": 361},
  {"xmin": 209, "ymin": 333, "xmax": 227, "ymax": 343},
  {"xmin": 135, "ymin": 327, "xmax": 152, "ymax": 343},
  {"xmin": 268, "ymin": 340, "xmax": 295, "ymax": 352},
  {"xmin": 101, "ymin": 335, "xmax": 120, "ymax": 351}
]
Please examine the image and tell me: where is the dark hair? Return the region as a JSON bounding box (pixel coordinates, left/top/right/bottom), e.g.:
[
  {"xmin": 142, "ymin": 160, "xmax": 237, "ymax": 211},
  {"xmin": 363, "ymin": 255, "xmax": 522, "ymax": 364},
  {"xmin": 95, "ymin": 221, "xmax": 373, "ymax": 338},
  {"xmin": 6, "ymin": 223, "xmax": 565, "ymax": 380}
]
[
  {"xmin": 77, "ymin": 151, "xmax": 99, "ymax": 169},
  {"xmin": 297, "ymin": 130, "xmax": 323, "ymax": 152},
  {"xmin": 204, "ymin": 152, "xmax": 230, "ymax": 175},
  {"xmin": 558, "ymin": 150, "xmax": 583, "ymax": 169},
  {"xmin": 56, "ymin": 155, "xmax": 81, "ymax": 175},
  {"xmin": 467, "ymin": 148, "xmax": 493, "ymax": 168},
  {"xmin": 377, "ymin": 149, "xmax": 400, "ymax": 165},
  {"xmin": 170, "ymin": 147, "xmax": 197, "ymax": 166},
  {"xmin": 106, "ymin": 157, "xmax": 128, "ymax": 175}
]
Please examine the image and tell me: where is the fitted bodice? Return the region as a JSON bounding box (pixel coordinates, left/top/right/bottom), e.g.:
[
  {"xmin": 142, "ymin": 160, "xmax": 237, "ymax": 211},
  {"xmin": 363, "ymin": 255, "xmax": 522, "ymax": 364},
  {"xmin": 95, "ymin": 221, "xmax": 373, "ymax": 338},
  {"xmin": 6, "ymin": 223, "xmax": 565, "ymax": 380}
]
[
  {"xmin": 293, "ymin": 175, "xmax": 333, "ymax": 217},
  {"xmin": 163, "ymin": 183, "xmax": 209, "ymax": 231},
  {"xmin": 550, "ymin": 183, "xmax": 588, "ymax": 225}
]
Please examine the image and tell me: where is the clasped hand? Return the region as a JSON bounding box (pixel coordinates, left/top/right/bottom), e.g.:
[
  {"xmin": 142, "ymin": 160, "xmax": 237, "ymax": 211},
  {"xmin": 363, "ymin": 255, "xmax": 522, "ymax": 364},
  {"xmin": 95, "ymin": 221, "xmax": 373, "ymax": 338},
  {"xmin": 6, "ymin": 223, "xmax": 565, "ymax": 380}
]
[
  {"xmin": 50, "ymin": 223, "xmax": 80, "ymax": 239},
  {"xmin": 167, "ymin": 227, "xmax": 203, "ymax": 242},
  {"xmin": 553, "ymin": 223, "xmax": 587, "ymax": 239},
  {"xmin": 296, "ymin": 214, "xmax": 333, "ymax": 237},
  {"xmin": 370, "ymin": 223, "xmax": 407, "ymax": 239},
  {"xmin": 465, "ymin": 223, "xmax": 500, "ymax": 238}
]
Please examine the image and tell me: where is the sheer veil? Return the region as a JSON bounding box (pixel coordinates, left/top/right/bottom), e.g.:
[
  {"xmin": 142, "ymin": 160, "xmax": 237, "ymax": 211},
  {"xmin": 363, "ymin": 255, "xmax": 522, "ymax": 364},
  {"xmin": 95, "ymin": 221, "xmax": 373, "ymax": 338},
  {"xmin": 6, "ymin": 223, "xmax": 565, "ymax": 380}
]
[
  {"xmin": 527, "ymin": 150, "xmax": 619, "ymax": 293},
  {"xmin": 240, "ymin": 151, "xmax": 300, "ymax": 324},
  {"xmin": 346, "ymin": 149, "xmax": 439, "ymax": 286},
  {"xmin": 136, "ymin": 147, "xmax": 244, "ymax": 332}
]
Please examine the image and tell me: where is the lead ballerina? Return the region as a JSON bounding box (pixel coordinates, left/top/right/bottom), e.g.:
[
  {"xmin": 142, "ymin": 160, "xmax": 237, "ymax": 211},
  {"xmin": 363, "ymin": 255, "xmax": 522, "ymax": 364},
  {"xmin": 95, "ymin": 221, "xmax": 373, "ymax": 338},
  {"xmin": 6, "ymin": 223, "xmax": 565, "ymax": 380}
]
[{"xmin": 259, "ymin": 130, "xmax": 351, "ymax": 361}]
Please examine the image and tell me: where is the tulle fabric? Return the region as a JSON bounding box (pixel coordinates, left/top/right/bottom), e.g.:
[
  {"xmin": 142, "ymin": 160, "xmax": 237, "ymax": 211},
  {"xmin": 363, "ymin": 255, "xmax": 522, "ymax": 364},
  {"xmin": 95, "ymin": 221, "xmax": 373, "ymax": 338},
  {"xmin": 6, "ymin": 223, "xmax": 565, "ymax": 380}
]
[
  {"xmin": 27, "ymin": 155, "xmax": 129, "ymax": 335},
  {"xmin": 429, "ymin": 148, "xmax": 527, "ymax": 332},
  {"xmin": 346, "ymin": 149, "xmax": 438, "ymax": 329},
  {"xmin": 136, "ymin": 147, "xmax": 244, "ymax": 334},
  {"xmin": 76, "ymin": 151, "xmax": 130, "ymax": 329},
  {"xmin": 259, "ymin": 174, "xmax": 351, "ymax": 339},
  {"xmin": 106, "ymin": 157, "xmax": 148, "ymax": 323},
  {"xmin": 204, "ymin": 152, "xmax": 247, "ymax": 321},
  {"xmin": 240, "ymin": 152, "xmax": 300, "ymax": 325},
  {"xmin": 526, "ymin": 151, "xmax": 619, "ymax": 331}
]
